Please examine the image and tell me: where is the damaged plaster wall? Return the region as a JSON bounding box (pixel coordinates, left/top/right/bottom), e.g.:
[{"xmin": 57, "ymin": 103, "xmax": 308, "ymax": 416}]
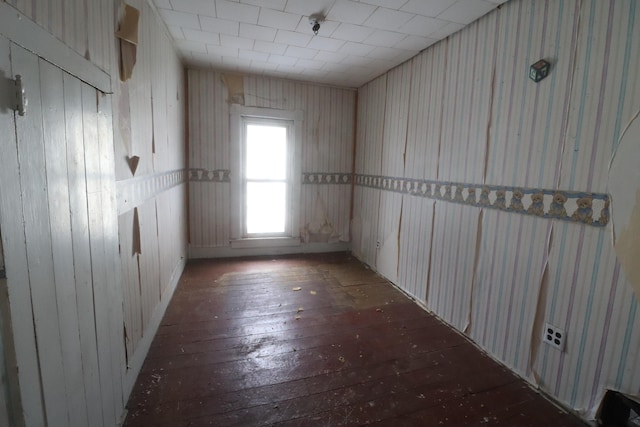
[
  {"xmin": 353, "ymin": 0, "xmax": 640, "ymax": 420},
  {"xmin": 188, "ymin": 70, "xmax": 356, "ymax": 257}
]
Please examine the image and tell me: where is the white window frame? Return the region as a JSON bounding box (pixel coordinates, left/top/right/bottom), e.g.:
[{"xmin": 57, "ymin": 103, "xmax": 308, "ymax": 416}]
[{"xmin": 230, "ymin": 105, "xmax": 302, "ymax": 248}]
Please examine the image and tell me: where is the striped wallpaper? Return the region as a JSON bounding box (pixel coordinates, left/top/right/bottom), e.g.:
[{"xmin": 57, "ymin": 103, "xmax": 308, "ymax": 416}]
[
  {"xmin": 353, "ymin": 0, "xmax": 640, "ymax": 419},
  {"xmin": 188, "ymin": 70, "xmax": 356, "ymax": 251}
]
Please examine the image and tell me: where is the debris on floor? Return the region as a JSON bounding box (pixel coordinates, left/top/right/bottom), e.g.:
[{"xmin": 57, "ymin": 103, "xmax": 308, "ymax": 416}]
[{"xmin": 123, "ymin": 254, "xmax": 586, "ymax": 427}]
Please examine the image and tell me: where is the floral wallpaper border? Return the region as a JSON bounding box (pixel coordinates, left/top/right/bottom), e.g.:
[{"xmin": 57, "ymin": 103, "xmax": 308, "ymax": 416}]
[{"xmin": 355, "ymin": 174, "xmax": 609, "ymax": 227}]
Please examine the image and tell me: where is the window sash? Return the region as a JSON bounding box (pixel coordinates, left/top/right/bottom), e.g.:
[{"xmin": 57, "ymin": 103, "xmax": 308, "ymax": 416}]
[
  {"xmin": 242, "ymin": 117, "xmax": 292, "ymax": 237},
  {"xmin": 230, "ymin": 105, "xmax": 303, "ymax": 244}
]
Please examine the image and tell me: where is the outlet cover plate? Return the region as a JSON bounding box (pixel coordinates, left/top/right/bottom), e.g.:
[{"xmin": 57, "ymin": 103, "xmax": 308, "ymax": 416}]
[{"xmin": 543, "ymin": 322, "xmax": 565, "ymax": 351}]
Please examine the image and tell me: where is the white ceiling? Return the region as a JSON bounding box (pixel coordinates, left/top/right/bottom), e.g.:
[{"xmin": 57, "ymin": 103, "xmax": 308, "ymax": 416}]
[{"xmin": 154, "ymin": 0, "xmax": 509, "ymax": 88}]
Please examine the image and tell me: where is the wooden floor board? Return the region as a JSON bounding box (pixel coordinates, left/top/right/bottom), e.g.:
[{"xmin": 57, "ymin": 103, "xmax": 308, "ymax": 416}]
[{"xmin": 124, "ymin": 253, "xmax": 585, "ymax": 426}]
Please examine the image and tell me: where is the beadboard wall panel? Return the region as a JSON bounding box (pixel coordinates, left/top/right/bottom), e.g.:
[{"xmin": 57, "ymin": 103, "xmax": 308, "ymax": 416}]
[
  {"xmin": 557, "ymin": 0, "xmax": 640, "ymax": 194},
  {"xmin": 403, "ymin": 45, "xmax": 446, "ymax": 181},
  {"xmin": 354, "ymin": 75, "xmax": 386, "ymax": 176},
  {"xmin": 353, "ymin": 0, "xmax": 640, "ymax": 419},
  {"xmin": 437, "ymin": 14, "xmax": 495, "ymax": 184},
  {"xmin": 485, "ymin": 0, "xmax": 577, "ymax": 189},
  {"xmin": 0, "ymin": 42, "xmax": 125, "ymax": 426},
  {"xmin": 351, "ymin": 186, "xmax": 380, "ymax": 268},
  {"xmin": 0, "ymin": 1, "xmax": 187, "ymax": 425},
  {"xmin": 4, "ymin": 0, "xmax": 113, "ymax": 73},
  {"xmin": 112, "ymin": 0, "xmax": 187, "ymax": 397},
  {"xmin": 188, "ymin": 69, "xmax": 230, "ymax": 171},
  {"xmin": 113, "ymin": 0, "xmax": 185, "ymax": 180},
  {"xmin": 300, "ymin": 186, "xmax": 352, "ymax": 243},
  {"xmin": 428, "ymin": 203, "xmax": 480, "ymax": 332},
  {"xmin": 351, "ymin": 75, "xmax": 386, "ymax": 265},
  {"xmin": 470, "ymin": 211, "xmax": 551, "ymax": 378},
  {"xmin": 396, "ymin": 195, "xmax": 434, "ymax": 303},
  {"xmin": 188, "ymin": 71, "xmax": 356, "ymax": 255},
  {"xmin": 189, "ymin": 181, "xmax": 231, "ymax": 247}
]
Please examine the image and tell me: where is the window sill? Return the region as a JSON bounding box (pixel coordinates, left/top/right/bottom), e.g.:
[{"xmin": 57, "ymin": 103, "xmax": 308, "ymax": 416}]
[{"xmin": 230, "ymin": 237, "xmax": 301, "ymax": 249}]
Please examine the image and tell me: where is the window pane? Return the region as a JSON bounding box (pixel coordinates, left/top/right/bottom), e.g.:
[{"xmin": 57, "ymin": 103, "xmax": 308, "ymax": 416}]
[
  {"xmin": 246, "ymin": 124, "xmax": 286, "ymax": 180},
  {"xmin": 246, "ymin": 182, "xmax": 286, "ymax": 234}
]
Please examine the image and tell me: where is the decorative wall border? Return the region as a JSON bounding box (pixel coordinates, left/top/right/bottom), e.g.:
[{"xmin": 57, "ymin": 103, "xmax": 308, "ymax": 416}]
[
  {"xmin": 189, "ymin": 170, "xmax": 352, "ymax": 185},
  {"xmin": 189, "ymin": 168, "xmax": 231, "ymax": 182},
  {"xmin": 302, "ymin": 172, "xmax": 352, "ymax": 184},
  {"xmin": 117, "ymin": 169, "xmax": 187, "ymax": 215},
  {"xmin": 355, "ymin": 174, "xmax": 609, "ymax": 227}
]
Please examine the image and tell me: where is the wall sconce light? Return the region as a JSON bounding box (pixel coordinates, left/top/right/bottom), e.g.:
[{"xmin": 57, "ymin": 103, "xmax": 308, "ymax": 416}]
[
  {"xmin": 529, "ymin": 59, "xmax": 551, "ymax": 82},
  {"xmin": 309, "ymin": 14, "xmax": 324, "ymax": 35}
]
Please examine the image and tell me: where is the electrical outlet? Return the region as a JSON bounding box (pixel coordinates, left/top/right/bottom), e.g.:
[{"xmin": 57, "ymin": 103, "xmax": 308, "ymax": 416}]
[
  {"xmin": 376, "ymin": 240, "xmax": 380, "ymax": 249},
  {"xmin": 543, "ymin": 323, "xmax": 565, "ymax": 351}
]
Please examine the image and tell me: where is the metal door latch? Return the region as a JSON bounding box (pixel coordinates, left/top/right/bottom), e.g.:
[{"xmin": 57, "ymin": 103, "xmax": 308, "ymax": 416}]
[{"xmin": 14, "ymin": 75, "xmax": 27, "ymax": 116}]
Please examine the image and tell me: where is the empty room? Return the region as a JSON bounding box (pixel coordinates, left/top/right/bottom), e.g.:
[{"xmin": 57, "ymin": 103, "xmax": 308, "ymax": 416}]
[{"xmin": 0, "ymin": 0, "xmax": 639, "ymax": 425}]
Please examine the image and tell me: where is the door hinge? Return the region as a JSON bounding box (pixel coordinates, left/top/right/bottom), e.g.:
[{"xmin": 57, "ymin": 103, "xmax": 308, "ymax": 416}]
[{"xmin": 13, "ymin": 75, "xmax": 27, "ymax": 116}]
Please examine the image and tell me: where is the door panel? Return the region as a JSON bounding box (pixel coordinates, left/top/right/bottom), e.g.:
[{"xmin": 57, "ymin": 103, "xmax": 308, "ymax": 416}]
[
  {"xmin": 40, "ymin": 59, "xmax": 91, "ymax": 427},
  {"xmin": 0, "ymin": 39, "xmax": 125, "ymax": 427},
  {"xmin": 0, "ymin": 37, "xmax": 44, "ymax": 427},
  {"xmin": 12, "ymin": 41, "xmax": 70, "ymax": 427}
]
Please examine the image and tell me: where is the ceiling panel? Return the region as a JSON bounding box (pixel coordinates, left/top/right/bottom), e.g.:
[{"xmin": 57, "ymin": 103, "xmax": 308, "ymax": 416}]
[{"xmin": 153, "ymin": 0, "xmax": 510, "ymax": 88}]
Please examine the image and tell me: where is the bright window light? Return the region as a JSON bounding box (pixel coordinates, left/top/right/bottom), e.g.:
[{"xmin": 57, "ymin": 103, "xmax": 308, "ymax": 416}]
[
  {"xmin": 246, "ymin": 125, "xmax": 286, "ymax": 180},
  {"xmin": 246, "ymin": 182, "xmax": 286, "ymax": 233},
  {"xmin": 245, "ymin": 123, "xmax": 288, "ymax": 235}
]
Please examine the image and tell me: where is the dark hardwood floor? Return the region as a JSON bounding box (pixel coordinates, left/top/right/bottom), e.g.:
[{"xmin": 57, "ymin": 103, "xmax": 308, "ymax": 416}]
[{"xmin": 124, "ymin": 252, "xmax": 585, "ymax": 426}]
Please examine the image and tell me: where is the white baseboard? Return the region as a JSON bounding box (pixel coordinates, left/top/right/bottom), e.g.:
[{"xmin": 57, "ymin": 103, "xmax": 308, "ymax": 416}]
[
  {"xmin": 189, "ymin": 242, "xmax": 351, "ymax": 259},
  {"xmin": 122, "ymin": 256, "xmax": 186, "ymax": 399}
]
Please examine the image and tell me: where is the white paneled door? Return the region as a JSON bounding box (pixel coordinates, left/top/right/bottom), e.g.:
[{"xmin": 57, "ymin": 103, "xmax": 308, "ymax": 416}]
[{"xmin": 0, "ymin": 37, "xmax": 125, "ymax": 427}]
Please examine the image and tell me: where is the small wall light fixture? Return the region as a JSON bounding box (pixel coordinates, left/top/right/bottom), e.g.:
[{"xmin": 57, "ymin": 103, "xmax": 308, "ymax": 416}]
[
  {"xmin": 529, "ymin": 59, "xmax": 551, "ymax": 82},
  {"xmin": 309, "ymin": 14, "xmax": 324, "ymax": 35}
]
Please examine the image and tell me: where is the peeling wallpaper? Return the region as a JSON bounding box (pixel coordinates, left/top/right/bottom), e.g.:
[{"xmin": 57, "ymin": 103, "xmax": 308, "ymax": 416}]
[
  {"xmin": 108, "ymin": 0, "xmax": 187, "ymax": 388},
  {"xmin": 353, "ymin": 0, "xmax": 640, "ymax": 419},
  {"xmin": 188, "ymin": 70, "xmax": 355, "ymax": 253}
]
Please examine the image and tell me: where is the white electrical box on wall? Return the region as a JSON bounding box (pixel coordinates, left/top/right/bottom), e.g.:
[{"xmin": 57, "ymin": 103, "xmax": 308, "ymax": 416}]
[{"xmin": 543, "ymin": 323, "xmax": 565, "ymax": 351}]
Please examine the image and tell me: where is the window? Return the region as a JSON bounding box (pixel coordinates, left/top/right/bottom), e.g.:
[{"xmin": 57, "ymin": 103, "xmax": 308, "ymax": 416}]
[
  {"xmin": 230, "ymin": 106, "xmax": 302, "ymax": 247},
  {"xmin": 244, "ymin": 120, "xmax": 289, "ymax": 235}
]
